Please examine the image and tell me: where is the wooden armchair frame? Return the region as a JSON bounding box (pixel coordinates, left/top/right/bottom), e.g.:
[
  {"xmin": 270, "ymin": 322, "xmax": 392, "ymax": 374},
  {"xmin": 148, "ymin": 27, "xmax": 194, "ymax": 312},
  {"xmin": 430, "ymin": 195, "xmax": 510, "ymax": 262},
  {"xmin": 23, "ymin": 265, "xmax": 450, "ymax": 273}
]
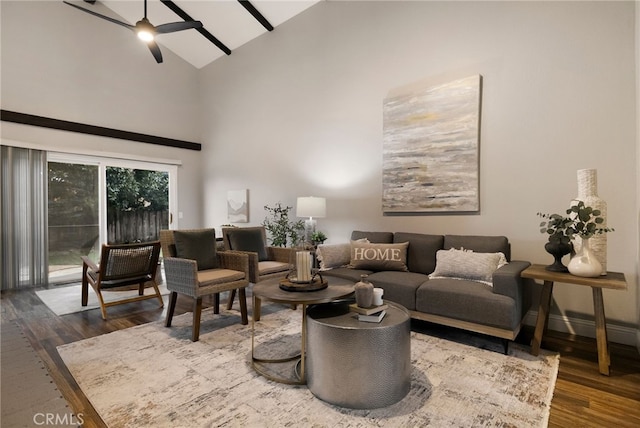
[{"xmin": 81, "ymin": 241, "xmax": 163, "ymax": 320}]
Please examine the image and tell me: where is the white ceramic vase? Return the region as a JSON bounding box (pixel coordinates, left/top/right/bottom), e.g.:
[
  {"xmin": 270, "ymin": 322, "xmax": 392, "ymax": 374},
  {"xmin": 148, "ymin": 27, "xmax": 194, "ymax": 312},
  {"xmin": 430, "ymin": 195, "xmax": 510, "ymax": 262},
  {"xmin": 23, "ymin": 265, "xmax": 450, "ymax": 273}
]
[
  {"xmin": 567, "ymin": 237, "xmax": 602, "ymax": 277},
  {"xmin": 571, "ymin": 169, "xmax": 607, "ymax": 275}
]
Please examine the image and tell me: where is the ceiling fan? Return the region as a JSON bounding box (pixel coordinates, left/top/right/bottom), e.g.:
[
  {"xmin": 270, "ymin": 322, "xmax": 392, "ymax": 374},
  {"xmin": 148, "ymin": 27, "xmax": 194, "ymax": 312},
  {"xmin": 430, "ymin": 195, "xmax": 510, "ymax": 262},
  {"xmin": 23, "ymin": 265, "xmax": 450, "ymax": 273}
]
[{"xmin": 63, "ymin": 0, "xmax": 203, "ymax": 63}]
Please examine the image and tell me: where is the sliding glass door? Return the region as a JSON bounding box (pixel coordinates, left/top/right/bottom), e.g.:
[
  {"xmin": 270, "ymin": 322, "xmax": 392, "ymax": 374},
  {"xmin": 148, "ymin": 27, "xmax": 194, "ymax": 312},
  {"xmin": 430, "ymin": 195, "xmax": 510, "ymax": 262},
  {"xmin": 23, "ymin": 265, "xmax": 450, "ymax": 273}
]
[{"xmin": 47, "ymin": 154, "xmax": 176, "ymax": 284}]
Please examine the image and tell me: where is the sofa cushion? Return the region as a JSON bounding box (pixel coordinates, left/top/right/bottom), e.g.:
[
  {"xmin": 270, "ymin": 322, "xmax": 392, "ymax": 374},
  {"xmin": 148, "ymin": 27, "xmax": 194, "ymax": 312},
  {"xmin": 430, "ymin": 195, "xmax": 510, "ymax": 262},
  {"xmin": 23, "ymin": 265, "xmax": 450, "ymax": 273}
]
[
  {"xmin": 366, "ymin": 271, "xmax": 428, "ymax": 311},
  {"xmin": 430, "ymin": 248, "xmax": 507, "ymax": 285},
  {"xmin": 444, "ymin": 235, "xmax": 511, "ymax": 261},
  {"xmin": 227, "ymin": 228, "xmax": 269, "ymax": 261},
  {"xmin": 416, "ymin": 278, "xmax": 518, "ymax": 330},
  {"xmin": 394, "ymin": 232, "xmax": 444, "ymax": 275},
  {"xmin": 351, "ymin": 230, "xmax": 394, "ymax": 244},
  {"xmin": 173, "ymin": 229, "xmax": 219, "ymax": 271},
  {"xmin": 321, "ymin": 267, "xmax": 374, "ymax": 283},
  {"xmin": 350, "ymin": 241, "xmax": 409, "ymax": 271}
]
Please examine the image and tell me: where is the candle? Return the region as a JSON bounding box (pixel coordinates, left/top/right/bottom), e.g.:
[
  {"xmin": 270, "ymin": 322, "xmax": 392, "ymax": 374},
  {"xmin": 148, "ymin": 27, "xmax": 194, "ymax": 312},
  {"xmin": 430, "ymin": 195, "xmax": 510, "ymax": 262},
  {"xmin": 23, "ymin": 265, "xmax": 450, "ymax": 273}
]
[{"xmin": 296, "ymin": 251, "xmax": 311, "ymax": 282}]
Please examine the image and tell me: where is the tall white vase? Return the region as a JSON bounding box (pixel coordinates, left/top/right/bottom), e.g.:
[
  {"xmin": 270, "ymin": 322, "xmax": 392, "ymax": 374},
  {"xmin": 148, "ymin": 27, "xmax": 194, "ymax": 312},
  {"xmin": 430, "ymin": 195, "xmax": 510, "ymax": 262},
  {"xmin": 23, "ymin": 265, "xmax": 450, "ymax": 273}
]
[{"xmin": 571, "ymin": 169, "xmax": 607, "ymax": 275}]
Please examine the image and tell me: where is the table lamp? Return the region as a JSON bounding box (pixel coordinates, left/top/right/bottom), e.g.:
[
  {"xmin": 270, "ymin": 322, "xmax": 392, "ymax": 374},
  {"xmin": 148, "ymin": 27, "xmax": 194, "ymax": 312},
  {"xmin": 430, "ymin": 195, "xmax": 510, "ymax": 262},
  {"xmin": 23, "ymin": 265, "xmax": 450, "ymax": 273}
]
[{"xmin": 296, "ymin": 196, "xmax": 326, "ymax": 245}]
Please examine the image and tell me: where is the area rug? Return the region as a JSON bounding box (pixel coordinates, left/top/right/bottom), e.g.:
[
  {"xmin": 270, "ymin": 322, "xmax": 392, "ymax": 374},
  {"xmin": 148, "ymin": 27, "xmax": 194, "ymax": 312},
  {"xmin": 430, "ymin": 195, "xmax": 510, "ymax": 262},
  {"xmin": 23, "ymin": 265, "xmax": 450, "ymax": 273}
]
[
  {"xmin": 1, "ymin": 318, "xmax": 72, "ymax": 425},
  {"xmin": 57, "ymin": 306, "xmax": 559, "ymax": 427},
  {"xmin": 36, "ymin": 283, "xmax": 169, "ymax": 316}
]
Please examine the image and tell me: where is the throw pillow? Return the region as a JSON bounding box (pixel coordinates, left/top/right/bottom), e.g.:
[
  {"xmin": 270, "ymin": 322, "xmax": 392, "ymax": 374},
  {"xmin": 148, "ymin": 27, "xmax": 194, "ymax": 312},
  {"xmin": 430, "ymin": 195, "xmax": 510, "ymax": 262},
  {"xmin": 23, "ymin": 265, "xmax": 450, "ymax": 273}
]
[
  {"xmin": 228, "ymin": 228, "xmax": 269, "ymax": 261},
  {"xmin": 316, "ymin": 243, "xmax": 352, "ymax": 270},
  {"xmin": 429, "ymin": 248, "xmax": 507, "ymax": 285},
  {"xmin": 350, "ymin": 241, "xmax": 409, "ymax": 272},
  {"xmin": 173, "ymin": 229, "xmax": 218, "ymax": 271}
]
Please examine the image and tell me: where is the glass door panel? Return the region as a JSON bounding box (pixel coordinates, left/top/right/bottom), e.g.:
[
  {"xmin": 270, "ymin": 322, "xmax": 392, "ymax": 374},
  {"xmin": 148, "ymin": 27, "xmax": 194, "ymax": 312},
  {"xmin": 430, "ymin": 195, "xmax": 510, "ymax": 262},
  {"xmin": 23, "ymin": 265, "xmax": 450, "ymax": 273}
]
[
  {"xmin": 106, "ymin": 167, "xmax": 169, "ymax": 244},
  {"xmin": 48, "ymin": 162, "xmax": 100, "ymax": 283}
]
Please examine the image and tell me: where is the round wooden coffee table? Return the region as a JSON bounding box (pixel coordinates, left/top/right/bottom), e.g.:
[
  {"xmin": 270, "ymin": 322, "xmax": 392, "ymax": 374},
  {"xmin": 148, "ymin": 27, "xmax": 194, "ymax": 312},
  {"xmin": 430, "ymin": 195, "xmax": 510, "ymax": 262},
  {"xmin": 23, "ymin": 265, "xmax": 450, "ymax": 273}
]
[{"xmin": 251, "ymin": 276, "xmax": 354, "ymax": 385}]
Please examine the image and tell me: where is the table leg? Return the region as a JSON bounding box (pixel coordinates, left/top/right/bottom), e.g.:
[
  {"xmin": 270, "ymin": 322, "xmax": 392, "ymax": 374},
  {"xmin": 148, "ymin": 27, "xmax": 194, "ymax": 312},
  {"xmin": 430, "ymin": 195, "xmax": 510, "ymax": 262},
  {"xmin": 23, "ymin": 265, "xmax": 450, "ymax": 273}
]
[
  {"xmin": 592, "ymin": 287, "xmax": 611, "ymax": 376},
  {"xmin": 300, "ymin": 304, "xmax": 307, "ymax": 382},
  {"xmin": 531, "ymin": 280, "xmax": 554, "ymax": 356}
]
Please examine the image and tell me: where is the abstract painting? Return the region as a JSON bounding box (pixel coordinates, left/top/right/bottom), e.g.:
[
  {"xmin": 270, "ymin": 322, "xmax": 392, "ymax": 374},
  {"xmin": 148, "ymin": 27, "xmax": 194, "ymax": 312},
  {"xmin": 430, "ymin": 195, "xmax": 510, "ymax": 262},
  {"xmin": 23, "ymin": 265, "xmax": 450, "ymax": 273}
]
[
  {"xmin": 382, "ymin": 75, "xmax": 482, "ymax": 213},
  {"xmin": 227, "ymin": 189, "xmax": 248, "ymax": 223}
]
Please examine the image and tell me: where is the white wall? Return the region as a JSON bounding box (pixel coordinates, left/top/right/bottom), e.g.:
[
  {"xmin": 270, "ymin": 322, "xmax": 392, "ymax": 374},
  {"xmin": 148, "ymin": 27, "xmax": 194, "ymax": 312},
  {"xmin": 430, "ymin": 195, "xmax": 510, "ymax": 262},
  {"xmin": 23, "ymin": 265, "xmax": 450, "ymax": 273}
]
[
  {"xmin": 199, "ymin": 1, "xmax": 638, "ymax": 343},
  {"xmin": 0, "ymin": 0, "xmax": 204, "ymax": 229}
]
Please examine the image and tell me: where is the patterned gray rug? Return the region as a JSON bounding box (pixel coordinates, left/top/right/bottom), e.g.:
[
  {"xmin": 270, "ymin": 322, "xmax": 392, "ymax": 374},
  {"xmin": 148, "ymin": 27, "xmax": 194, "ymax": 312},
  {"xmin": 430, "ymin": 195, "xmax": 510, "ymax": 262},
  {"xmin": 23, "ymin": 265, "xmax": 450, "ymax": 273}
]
[{"xmin": 57, "ymin": 305, "xmax": 558, "ymax": 427}]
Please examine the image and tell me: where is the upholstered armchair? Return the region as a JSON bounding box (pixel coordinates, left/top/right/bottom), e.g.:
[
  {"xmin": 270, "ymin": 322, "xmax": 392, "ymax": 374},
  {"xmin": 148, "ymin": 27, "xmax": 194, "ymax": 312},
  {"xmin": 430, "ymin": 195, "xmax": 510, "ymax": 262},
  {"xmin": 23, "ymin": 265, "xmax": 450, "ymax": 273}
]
[{"xmin": 160, "ymin": 229, "xmax": 249, "ymax": 342}]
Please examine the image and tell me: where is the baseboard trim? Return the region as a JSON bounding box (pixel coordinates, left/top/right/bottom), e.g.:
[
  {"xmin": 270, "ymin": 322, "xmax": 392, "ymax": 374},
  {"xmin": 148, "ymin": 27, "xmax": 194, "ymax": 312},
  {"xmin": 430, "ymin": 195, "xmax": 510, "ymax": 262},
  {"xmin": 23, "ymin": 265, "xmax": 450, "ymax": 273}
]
[{"xmin": 523, "ymin": 310, "xmax": 638, "ymax": 346}]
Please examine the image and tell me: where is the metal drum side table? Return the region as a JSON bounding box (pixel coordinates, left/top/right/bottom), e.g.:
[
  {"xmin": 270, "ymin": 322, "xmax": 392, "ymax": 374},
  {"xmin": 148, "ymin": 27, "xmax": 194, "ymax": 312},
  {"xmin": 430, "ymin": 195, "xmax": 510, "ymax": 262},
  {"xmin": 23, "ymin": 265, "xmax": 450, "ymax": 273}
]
[{"xmin": 306, "ymin": 301, "xmax": 411, "ymax": 409}]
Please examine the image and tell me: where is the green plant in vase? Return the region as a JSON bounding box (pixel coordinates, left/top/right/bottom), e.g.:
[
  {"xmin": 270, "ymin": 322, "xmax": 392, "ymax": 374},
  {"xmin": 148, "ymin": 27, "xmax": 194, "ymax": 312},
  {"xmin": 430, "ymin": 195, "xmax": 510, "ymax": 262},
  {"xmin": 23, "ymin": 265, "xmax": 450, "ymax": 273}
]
[
  {"xmin": 537, "ymin": 212, "xmax": 574, "ymax": 272},
  {"xmin": 538, "ymin": 200, "xmax": 614, "ymax": 274},
  {"xmin": 311, "ymin": 231, "xmax": 327, "ymax": 246},
  {"xmin": 262, "ymin": 202, "xmax": 305, "ymax": 247}
]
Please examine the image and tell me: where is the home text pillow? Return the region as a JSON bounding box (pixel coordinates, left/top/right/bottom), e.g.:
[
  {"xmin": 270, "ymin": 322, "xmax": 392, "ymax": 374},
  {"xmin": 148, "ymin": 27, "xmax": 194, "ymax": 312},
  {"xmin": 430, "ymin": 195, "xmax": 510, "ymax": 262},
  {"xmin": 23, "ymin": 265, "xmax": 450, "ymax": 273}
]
[
  {"xmin": 429, "ymin": 248, "xmax": 507, "ymax": 285},
  {"xmin": 173, "ymin": 229, "xmax": 218, "ymax": 271},
  {"xmin": 350, "ymin": 241, "xmax": 409, "ymax": 272}
]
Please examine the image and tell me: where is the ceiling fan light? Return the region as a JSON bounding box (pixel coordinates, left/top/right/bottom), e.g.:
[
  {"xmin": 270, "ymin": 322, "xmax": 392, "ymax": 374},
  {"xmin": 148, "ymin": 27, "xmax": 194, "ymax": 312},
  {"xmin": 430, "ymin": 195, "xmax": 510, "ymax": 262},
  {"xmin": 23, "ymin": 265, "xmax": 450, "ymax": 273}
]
[{"xmin": 137, "ymin": 30, "xmax": 154, "ymax": 42}]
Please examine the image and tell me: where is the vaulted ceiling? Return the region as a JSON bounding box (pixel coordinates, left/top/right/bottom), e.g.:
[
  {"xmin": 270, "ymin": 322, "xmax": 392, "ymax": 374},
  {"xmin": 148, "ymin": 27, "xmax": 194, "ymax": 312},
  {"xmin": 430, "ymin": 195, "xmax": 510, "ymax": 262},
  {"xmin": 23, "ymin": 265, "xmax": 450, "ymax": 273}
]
[{"xmin": 65, "ymin": 0, "xmax": 321, "ymax": 69}]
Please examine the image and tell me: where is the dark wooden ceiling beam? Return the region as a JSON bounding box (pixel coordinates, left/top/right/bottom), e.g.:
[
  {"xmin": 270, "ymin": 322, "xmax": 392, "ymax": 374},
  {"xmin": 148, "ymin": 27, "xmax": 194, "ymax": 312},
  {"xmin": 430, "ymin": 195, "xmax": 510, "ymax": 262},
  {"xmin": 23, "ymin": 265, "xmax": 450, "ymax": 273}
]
[
  {"xmin": 160, "ymin": 0, "xmax": 231, "ymax": 56},
  {"xmin": 1, "ymin": 110, "xmax": 201, "ymax": 151},
  {"xmin": 238, "ymin": 0, "xmax": 273, "ymax": 31}
]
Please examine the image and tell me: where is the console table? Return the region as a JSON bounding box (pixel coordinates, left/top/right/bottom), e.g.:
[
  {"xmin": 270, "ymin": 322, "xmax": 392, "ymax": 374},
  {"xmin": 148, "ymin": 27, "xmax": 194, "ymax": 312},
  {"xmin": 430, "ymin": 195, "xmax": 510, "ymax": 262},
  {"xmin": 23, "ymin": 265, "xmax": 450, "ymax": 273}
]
[{"xmin": 521, "ymin": 264, "xmax": 627, "ymax": 375}]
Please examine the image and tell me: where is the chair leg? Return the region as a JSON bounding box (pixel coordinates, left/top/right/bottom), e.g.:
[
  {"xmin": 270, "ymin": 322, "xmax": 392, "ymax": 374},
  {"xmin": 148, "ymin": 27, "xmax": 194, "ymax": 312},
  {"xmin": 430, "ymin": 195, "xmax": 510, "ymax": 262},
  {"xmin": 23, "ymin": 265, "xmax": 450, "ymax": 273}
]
[
  {"xmin": 238, "ymin": 288, "xmax": 248, "ymax": 325},
  {"xmin": 254, "ymin": 296, "xmax": 262, "ymax": 322},
  {"xmin": 81, "ymin": 274, "xmax": 89, "ymax": 306},
  {"xmin": 165, "ymin": 291, "xmax": 178, "ymax": 327},
  {"xmin": 192, "ymin": 297, "xmax": 203, "ymax": 342},
  {"xmin": 138, "ymin": 282, "xmax": 145, "ymax": 296},
  {"xmin": 226, "ymin": 289, "xmax": 236, "ymax": 310},
  {"xmin": 94, "ymin": 287, "xmax": 108, "ymax": 320},
  {"xmin": 213, "ymin": 293, "xmax": 220, "ymax": 314},
  {"xmin": 150, "ymin": 281, "xmax": 164, "ymax": 308}
]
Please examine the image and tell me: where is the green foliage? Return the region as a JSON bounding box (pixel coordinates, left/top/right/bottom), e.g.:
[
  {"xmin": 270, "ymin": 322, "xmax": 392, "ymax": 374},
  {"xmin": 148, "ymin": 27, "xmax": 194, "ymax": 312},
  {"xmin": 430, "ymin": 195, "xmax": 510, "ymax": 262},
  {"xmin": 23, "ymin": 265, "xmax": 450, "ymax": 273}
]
[
  {"xmin": 106, "ymin": 167, "xmax": 168, "ymax": 213},
  {"xmin": 262, "ymin": 202, "xmax": 305, "ymax": 247},
  {"xmin": 48, "ymin": 162, "xmax": 99, "ymax": 226},
  {"xmin": 538, "ymin": 200, "xmax": 614, "ymax": 242},
  {"xmin": 311, "ymin": 231, "xmax": 327, "ymax": 243}
]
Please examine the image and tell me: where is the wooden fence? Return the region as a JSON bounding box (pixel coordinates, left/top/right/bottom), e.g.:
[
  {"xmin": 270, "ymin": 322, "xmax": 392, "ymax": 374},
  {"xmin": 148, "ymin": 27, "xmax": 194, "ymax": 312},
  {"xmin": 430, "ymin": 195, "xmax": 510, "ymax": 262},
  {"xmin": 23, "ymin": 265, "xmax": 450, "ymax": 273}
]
[{"xmin": 108, "ymin": 210, "xmax": 168, "ymax": 244}]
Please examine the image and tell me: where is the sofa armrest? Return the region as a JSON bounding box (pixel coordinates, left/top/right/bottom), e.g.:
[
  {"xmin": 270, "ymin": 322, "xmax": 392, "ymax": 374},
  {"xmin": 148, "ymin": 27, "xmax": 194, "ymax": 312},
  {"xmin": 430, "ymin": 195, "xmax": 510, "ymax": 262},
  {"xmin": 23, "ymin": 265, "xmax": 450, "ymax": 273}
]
[
  {"xmin": 268, "ymin": 246, "xmax": 296, "ymax": 263},
  {"xmin": 492, "ymin": 260, "xmax": 531, "ymax": 302}
]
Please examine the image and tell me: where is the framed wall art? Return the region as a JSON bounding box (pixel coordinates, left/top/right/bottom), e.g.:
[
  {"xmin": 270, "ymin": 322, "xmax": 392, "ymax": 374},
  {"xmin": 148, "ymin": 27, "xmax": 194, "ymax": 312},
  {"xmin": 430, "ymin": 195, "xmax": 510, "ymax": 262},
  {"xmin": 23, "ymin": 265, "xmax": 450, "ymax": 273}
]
[
  {"xmin": 227, "ymin": 189, "xmax": 248, "ymax": 223},
  {"xmin": 382, "ymin": 75, "xmax": 482, "ymax": 213}
]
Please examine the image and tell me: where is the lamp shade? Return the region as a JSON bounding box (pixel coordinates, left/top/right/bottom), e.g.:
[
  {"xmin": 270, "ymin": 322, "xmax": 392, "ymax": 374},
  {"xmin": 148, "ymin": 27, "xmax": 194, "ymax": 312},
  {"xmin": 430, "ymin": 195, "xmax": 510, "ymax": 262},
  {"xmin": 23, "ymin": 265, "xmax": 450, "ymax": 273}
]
[{"xmin": 297, "ymin": 197, "xmax": 326, "ymax": 218}]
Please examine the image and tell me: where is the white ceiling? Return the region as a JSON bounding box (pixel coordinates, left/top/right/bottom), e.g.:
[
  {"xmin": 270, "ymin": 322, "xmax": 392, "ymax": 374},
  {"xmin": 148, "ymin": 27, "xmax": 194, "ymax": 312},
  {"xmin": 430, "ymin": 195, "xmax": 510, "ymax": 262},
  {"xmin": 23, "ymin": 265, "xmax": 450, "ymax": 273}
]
[{"xmin": 74, "ymin": 0, "xmax": 321, "ymax": 69}]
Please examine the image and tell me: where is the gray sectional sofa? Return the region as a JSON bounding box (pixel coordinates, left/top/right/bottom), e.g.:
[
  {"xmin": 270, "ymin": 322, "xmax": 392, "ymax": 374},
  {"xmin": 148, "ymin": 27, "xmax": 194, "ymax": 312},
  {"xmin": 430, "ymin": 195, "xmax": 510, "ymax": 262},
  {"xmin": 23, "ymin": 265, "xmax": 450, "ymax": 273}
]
[{"xmin": 318, "ymin": 231, "xmax": 533, "ymax": 344}]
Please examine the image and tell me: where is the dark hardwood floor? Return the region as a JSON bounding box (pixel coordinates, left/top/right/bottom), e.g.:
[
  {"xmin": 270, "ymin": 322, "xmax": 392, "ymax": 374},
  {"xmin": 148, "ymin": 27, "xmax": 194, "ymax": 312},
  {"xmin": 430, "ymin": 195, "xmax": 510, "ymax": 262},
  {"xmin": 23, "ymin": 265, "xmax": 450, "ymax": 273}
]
[{"xmin": 2, "ymin": 285, "xmax": 639, "ymax": 428}]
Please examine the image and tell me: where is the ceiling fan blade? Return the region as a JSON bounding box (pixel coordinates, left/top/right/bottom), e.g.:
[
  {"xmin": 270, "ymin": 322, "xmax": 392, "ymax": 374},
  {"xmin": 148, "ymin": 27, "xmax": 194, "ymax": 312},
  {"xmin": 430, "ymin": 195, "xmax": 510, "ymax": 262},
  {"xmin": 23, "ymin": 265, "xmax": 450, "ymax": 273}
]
[
  {"xmin": 63, "ymin": 1, "xmax": 135, "ymax": 31},
  {"xmin": 154, "ymin": 20, "xmax": 203, "ymax": 34},
  {"xmin": 147, "ymin": 41, "xmax": 163, "ymax": 63}
]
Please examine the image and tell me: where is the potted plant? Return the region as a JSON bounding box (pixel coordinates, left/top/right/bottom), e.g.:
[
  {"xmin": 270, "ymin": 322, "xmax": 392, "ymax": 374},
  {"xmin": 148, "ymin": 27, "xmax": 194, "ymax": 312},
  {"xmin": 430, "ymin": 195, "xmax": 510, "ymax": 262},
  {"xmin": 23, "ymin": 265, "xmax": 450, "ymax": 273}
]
[
  {"xmin": 262, "ymin": 202, "xmax": 305, "ymax": 247},
  {"xmin": 565, "ymin": 200, "xmax": 614, "ymax": 277},
  {"xmin": 537, "ymin": 212, "xmax": 574, "ymax": 272},
  {"xmin": 538, "ymin": 200, "xmax": 614, "ymax": 274},
  {"xmin": 311, "ymin": 231, "xmax": 327, "ymax": 246}
]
